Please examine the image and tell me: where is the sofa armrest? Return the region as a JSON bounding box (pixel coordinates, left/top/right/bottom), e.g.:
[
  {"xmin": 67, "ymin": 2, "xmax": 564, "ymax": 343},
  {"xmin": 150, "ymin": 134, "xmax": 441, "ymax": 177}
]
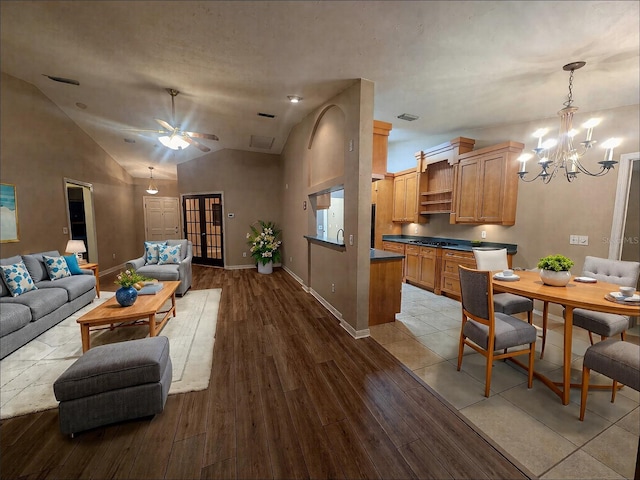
[
  {"xmin": 176, "ymin": 243, "xmax": 193, "ymax": 294},
  {"xmin": 79, "ymin": 269, "xmax": 94, "ymax": 275},
  {"xmin": 126, "ymin": 256, "xmax": 146, "ymax": 271}
]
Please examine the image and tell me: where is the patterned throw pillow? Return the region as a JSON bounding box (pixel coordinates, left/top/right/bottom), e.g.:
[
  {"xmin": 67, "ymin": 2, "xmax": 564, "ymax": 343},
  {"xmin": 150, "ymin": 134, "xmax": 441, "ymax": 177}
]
[
  {"xmin": 158, "ymin": 244, "xmax": 182, "ymax": 265},
  {"xmin": 145, "ymin": 241, "xmax": 167, "ymax": 265},
  {"xmin": 0, "ymin": 261, "xmax": 38, "ymax": 297},
  {"xmin": 43, "ymin": 255, "xmax": 72, "ymax": 280}
]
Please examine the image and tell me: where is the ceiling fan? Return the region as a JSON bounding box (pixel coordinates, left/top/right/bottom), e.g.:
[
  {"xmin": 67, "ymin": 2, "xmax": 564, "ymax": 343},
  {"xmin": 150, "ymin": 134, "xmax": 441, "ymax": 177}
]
[{"xmin": 129, "ymin": 88, "xmax": 218, "ymax": 152}]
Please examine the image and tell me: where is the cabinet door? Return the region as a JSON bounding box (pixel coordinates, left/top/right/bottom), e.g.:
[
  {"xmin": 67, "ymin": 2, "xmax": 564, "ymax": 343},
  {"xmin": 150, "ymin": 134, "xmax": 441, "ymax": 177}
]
[
  {"xmin": 404, "ymin": 245, "xmax": 420, "ymax": 282},
  {"xmin": 477, "ymin": 154, "xmax": 505, "ymax": 222},
  {"xmin": 404, "ymin": 172, "xmax": 418, "ymax": 222},
  {"xmin": 418, "ymin": 249, "xmax": 436, "ymax": 288},
  {"xmin": 455, "ymin": 160, "xmax": 479, "ymax": 222},
  {"xmin": 392, "ymin": 176, "xmax": 407, "ymax": 221}
]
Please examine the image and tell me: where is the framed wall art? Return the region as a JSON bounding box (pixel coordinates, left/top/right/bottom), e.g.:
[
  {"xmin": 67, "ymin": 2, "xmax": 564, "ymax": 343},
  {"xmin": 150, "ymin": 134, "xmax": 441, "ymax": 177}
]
[{"xmin": 1, "ymin": 183, "xmax": 19, "ymax": 243}]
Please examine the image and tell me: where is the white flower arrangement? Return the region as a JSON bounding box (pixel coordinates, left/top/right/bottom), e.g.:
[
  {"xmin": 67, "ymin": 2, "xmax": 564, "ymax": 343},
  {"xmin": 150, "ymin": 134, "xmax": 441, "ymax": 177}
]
[{"xmin": 246, "ymin": 220, "xmax": 282, "ymax": 266}]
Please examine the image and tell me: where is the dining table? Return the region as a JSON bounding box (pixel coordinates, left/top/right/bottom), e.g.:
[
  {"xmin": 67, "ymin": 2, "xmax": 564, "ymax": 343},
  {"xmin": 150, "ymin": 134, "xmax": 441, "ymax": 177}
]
[{"xmin": 492, "ymin": 270, "xmax": 640, "ymax": 405}]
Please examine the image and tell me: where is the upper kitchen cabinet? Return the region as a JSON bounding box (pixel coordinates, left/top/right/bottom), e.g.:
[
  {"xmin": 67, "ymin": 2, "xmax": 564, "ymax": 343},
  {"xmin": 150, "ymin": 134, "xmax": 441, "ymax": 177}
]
[
  {"xmin": 372, "ymin": 120, "xmax": 392, "ymax": 180},
  {"xmin": 451, "ymin": 141, "xmax": 524, "ymax": 225},
  {"xmin": 415, "ymin": 138, "xmax": 476, "ymax": 216},
  {"xmin": 392, "ymin": 168, "xmax": 423, "ymax": 223}
]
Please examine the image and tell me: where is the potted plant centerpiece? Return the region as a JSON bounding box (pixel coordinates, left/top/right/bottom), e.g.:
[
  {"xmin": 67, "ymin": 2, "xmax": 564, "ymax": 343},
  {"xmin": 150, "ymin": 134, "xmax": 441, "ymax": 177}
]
[
  {"xmin": 114, "ymin": 269, "xmax": 150, "ymax": 306},
  {"xmin": 537, "ymin": 254, "xmax": 574, "ymax": 286},
  {"xmin": 247, "ymin": 220, "xmax": 282, "ymax": 274}
]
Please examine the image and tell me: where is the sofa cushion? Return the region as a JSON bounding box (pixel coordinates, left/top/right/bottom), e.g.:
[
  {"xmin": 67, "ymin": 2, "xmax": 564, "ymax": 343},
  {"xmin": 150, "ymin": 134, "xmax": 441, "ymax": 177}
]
[
  {"xmin": 136, "ymin": 264, "xmax": 180, "ymax": 281},
  {"xmin": 158, "ymin": 244, "xmax": 182, "ymax": 265},
  {"xmin": 35, "ymin": 275, "xmax": 96, "ymax": 301},
  {"xmin": 43, "ymin": 255, "xmax": 71, "ymax": 280},
  {"xmin": 167, "ymin": 239, "xmax": 188, "ymax": 261},
  {"xmin": 0, "ymin": 261, "xmax": 38, "ymax": 297},
  {"xmin": 0, "ymin": 287, "xmax": 67, "ymax": 321},
  {"xmin": 0, "ymin": 255, "xmax": 23, "ymax": 298},
  {"xmin": 144, "ymin": 241, "xmax": 166, "ymax": 265},
  {"xmin": 0, "ymin": 303, "xmax": 32, "ymax": 337},
  {"xmin": 22, "ymin": 251, "xmax": 60, "ymax": 283},
  {"xmin": 53, "ymin": 336, "xmax": 170, "ymax": 402},
  {"xmin": 64, "ymin": 255, "xmax": 84, "ymax": 275}
]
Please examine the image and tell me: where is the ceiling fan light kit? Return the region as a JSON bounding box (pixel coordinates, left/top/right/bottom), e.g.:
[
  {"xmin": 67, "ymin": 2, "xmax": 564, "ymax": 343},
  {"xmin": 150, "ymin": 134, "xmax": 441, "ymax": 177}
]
[
  {"xmin": 158, "ymin": 135, "xmax": 190, "ymax": 150},
  {"xmin": 287, "ymin": 95, "xmax": 302, "ymax": 103},
  {"xmin": 518, "ymin": 61, "xmax": 621, "ymax": 183},
  {"xmin": 146, "ymin": 166, "xmax": 158, "ymax": 195}
]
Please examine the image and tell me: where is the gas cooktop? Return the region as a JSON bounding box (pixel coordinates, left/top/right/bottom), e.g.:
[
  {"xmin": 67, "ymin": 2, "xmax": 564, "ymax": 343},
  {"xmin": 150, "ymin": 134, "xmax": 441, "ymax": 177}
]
[{"xmin": 408, "ymin": 240, "xmax": 457, "ymax": 247}]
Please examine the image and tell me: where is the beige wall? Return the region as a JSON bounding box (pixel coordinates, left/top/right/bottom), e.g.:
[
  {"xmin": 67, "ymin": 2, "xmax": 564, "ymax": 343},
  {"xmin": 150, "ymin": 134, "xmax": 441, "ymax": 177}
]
[
  {"xmin": 281, "ymin": 79, "xmax": 375, "ymax": 333},
  {"xmin": 176, "ymin": 148, "xmax": 281, "ymax": 267},
  {"xmin": 0, "ymin": 73, "xmax": 141, "ymax": 272}
]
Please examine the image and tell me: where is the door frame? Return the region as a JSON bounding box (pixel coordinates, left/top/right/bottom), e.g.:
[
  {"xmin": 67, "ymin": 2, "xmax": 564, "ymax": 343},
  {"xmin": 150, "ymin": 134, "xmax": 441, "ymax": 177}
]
[
  {"xmin": 181, "ymin": 190, "xmax": 226, "ymax": 266},
  {"xmin": 609, "ymin": 151, "xmax": 640, "ymax": 260},
  {"xmin": 63, "ymin": 178, "xmax": 98, "ymax": 263}
]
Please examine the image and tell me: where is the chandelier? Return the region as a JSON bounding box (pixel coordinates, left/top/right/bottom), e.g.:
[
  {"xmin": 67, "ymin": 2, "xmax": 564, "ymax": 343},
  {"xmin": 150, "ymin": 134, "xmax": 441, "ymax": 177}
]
[{"xmin": 517, "ymin": 61, "xmax": 621, "ymax": 183}]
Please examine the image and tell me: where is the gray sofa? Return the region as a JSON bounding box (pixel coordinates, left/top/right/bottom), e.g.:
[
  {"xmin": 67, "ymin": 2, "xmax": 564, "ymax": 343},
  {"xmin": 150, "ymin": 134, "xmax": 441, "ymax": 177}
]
[
  {"xmin": 1, "ymin": 251, "xmax": 97, "ymax": 359},
  {"xmin": 126, "ymin": 239, "xmax": 193, "ymax": 296}
]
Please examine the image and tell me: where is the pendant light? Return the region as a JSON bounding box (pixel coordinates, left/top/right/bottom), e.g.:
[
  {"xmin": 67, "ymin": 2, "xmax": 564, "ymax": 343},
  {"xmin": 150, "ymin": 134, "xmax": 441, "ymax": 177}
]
[{"xmin": 146, "ymin": 166, "xmax": 158, "ymax": 194}]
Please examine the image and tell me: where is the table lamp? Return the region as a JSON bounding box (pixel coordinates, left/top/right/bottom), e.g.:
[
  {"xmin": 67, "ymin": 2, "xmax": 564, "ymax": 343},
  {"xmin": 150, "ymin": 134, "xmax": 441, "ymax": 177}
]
[{"xmin": 65, "ymin": 239, "xmax": 87, "ymax": 264}]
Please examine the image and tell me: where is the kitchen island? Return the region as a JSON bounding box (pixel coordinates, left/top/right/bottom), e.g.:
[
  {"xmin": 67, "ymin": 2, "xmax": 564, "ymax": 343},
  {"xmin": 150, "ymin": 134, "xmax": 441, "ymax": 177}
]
[{"xmin": 370, "ymin": 248, "xmax": 404, "ymax": 325}]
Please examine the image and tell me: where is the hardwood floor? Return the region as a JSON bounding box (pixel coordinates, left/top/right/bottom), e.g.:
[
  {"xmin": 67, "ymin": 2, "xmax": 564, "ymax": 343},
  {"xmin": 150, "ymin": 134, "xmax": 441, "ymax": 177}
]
[{"xmin": 1, "ymin": 265, "xmax": 533, "ymax": 479}]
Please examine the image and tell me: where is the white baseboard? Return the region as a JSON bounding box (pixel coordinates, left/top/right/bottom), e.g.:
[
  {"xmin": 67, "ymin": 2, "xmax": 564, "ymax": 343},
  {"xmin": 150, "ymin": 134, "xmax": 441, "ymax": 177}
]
[
  {"xmin": 225, "ymin": 263, "xmax": 283, "ymax": 270},
  {"xmin": 308, "ymin": 287, "xmax": 370, "ymax": 339},
  {"xmin": 282, "ymin": 265, "xmax": 310, "ymax": 292},
  {"xmin": 99, "ymin": 263, "xmax": 126, "ymax": 277}
]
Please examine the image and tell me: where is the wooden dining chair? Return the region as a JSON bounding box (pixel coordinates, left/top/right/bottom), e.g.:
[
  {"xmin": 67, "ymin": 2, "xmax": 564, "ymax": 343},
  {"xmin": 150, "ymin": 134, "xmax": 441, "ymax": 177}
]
[
  {"xmin": 457, "ymin": 266, "xmax": 538, "ymax": 397},
  {"xmin": 570, "ymin": 256, "xmax": 640, "ymax": 348}
]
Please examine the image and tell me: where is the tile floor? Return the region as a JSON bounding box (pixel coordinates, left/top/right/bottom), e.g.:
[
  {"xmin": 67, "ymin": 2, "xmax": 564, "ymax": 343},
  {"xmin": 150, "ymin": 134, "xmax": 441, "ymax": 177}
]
[{"xmin": 370, "ymin": 283, "xmax": 639, "ymax": 479}]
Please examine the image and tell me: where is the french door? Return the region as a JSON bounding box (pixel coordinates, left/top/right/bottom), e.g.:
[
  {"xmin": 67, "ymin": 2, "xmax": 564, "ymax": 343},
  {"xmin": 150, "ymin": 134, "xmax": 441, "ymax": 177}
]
[{"xmin": 183, "ymin": 194, "xmax": 224, "ymax": 266}]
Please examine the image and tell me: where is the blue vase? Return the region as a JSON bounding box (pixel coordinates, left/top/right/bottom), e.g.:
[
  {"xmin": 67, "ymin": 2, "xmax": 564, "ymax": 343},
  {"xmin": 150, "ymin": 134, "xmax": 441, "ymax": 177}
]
[{"xmin": 115, "ymin": 286, "xmax": 138, "ymax": 307}]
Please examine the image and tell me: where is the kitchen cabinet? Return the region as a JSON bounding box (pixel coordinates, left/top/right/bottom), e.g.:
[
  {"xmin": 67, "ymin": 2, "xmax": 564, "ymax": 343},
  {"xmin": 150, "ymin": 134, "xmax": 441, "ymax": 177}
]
[
  {"xmin": 418, "ymin": 246, "xmax": 438, "ymax": 290},
  {"xmin": 382, "ymin": 241, "xmax": 406, "ymax": 278},
  {"xmin": 404, "ymin": 244, "xmax": 420, "ymax": 282},
  {"xmin": 392, "ymin": 170, "xmax": 419, "ymax": 223},
  {"xmin": 372, "ymin": 120, "xmax": 392, "ymax": 180},
  {"xmin": 372, "ymin": 176, "xmax": 401, "ymax": 249},
  {"xmin": 415, "ymin": 137, "xmax": 476, "ymax": 217},
  {"xmin": 369, "ymin": 254, "xmax": 403, "ymax": 326},
  {"xmin": 316, "ymin": 192, "xmax": 331, "ymax": 209},
  {"xmin": 451, "ymin": 141, "xmax": 524, "ymax": 225},
  {"xmin": 440, "ymin": 249, "xmax": 477, "ymax": 298}
]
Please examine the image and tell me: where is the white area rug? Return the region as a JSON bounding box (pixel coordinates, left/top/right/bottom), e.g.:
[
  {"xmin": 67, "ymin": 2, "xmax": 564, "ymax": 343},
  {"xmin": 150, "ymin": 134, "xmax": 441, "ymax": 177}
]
[{"xmin": 0, "ymin": 288, "xmax": 220, "ymax": 420}]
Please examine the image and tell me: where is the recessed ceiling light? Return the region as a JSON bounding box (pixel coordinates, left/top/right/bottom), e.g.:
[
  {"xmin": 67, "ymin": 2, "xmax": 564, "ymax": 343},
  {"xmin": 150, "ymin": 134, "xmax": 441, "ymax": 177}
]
[
  {"xmin": 287, "ymin": 95, "xmax": 302, "ymax": 103},
  {"xmin": 397, "ymin": 113, "xmax": 419, "ymax": 121},
  {"xmin": 75, "ymin": 102, "xmax": 87, "ymax": 110}
]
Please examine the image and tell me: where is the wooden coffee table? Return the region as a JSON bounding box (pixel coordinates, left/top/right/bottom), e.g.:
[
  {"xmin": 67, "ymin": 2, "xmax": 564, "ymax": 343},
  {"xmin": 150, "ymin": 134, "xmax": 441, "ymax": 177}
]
[{"xmin": 77, "ymin": 280, "xmax": 180, "ymax": 352}]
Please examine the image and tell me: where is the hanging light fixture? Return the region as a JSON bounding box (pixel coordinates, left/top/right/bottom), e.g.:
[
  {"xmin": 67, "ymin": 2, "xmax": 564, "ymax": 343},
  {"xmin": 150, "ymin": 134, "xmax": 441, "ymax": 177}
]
[
  {"xmin": 158, "ymin": 134, "xmax": 190, "ymax": 150},
  {"xmin": 146, "ymin": 166, "xmax": 158, "ymax": 194},
  {"xmin": 518, "ymin": 61, "xmax": 621, "ymax": 183}
]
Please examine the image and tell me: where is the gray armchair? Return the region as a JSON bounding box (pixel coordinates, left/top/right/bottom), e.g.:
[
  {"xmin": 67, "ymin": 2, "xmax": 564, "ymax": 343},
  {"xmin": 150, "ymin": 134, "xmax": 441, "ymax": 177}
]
[
  {"xmin": 126, "ymin": 239, "xmax": 193, "ymax": 296},
  {"xmin": 571, "ymin": 256, "xmax": 640, "ymax": 344}
]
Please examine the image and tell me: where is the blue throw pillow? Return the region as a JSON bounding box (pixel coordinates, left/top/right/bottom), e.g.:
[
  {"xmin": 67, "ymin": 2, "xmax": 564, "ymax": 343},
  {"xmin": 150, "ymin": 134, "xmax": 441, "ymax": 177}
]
[
  {"xmin": 0, "ymin": 261, "xmax": 38, "ymax": 297},
  {"xmin": 64, "ymin": 255, "xmax": 84, "ymax": 275},
  {"xmin": 158, "ymin": 244, "xmax": 182, "ymax": 265}
]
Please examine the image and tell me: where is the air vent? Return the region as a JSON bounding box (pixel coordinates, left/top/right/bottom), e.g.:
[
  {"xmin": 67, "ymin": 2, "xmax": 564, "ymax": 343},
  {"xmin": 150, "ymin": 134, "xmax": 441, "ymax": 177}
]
[
  {"xmin": 397, "ymin": 113, "xmax": 419, "ymax": 121},
  {"xmin": 250, "ymin": 135, "xmax": 275, "ymax": 149},
  {"xmin": 42, "ymin": 74, "xmax": 80, "ymax": 86},
  {"xmin": 124, "ymin": 138, "xmax": 136, "ymax": 144},
  {"xmin": 258, "ymin": 112, "xmax": 276, "ymax": 118}
]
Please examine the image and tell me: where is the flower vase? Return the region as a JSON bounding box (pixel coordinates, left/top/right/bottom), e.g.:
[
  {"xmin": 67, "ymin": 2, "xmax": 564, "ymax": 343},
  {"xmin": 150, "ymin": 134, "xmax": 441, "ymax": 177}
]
[
  {"xmin": 539, "ymin": 269, "xmax": 571, "ymax": 287},
  {"xmin": 257, "ymin": 261, "xmax": 273, "ymax": 274},
  {"xmin": 115, "ymin": 286, "xmax": 138, "ymax": 306}
]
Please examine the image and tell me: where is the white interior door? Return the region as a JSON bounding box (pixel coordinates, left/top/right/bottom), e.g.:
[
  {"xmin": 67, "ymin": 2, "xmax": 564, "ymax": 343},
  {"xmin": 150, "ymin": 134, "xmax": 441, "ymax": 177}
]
[{"xmin": 144, "ymin": 196, "xmax": 181, "ymax": 240}]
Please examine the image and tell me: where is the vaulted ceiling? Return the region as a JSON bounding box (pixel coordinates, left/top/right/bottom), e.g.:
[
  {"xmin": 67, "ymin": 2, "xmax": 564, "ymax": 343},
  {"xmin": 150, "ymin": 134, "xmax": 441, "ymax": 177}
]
[{"xmin": 1, "ymin": 1, "xmax": 638, "ymax": 180}]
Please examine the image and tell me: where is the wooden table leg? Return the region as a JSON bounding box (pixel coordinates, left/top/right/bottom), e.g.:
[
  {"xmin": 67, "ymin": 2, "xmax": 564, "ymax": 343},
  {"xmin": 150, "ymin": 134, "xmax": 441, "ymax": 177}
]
[
  {"xmin": 563, "ymin": 306, "xmax": 574, "ymax": 405},
  {"xmin": 80, "ymin": 325, "xmax": 91, "ymax": 353},
  {"xmin": 171, "ymin": 293, "xmax": 177, "ymax": 317},
  {"xmin": 149, "ymin": 314, "xmax": 157, "ymax": 337}
]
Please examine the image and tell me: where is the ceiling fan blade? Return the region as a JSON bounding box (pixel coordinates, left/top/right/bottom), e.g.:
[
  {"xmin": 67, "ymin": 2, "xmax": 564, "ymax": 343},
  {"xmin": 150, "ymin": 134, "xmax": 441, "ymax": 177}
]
[
  {"xmin": 155, "ymin": 118, "xmax": 175, "ymax": 132},
  {"xmin": 122, "ymin": 128, "xmax": 167, "ymax": 134},
  {"xmin": 183, "ymin": 135, "xmax": 211, "ymax": 152},
  {"xmin": 185, "ymin": 131, "xmax": 219, "ymax": 142}
]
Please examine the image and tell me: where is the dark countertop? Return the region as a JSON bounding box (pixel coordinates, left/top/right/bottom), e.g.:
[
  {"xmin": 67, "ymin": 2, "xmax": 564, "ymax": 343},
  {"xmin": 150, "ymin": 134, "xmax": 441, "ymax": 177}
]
[
  {"xmin": 382, "ymin": 235, "xmax": 518, "ymax": 255},
  {"xmin": 304, "ymin": 234, "xmax": 346, "ymax": 248},
  {"xmin": 370, "ymin": 248, "xmax": 404, "ymax": 262}
]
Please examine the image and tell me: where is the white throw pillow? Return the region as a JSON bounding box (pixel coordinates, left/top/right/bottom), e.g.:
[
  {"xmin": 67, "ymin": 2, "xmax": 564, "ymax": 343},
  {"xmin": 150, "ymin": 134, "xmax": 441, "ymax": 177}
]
[
  {"xmin": 0, "ymin": 261, "xmax": 38, "ymax": 297},
  {"xmin": 43, "ymin": 255, "xmax": 71, "ymax": 280},
  {"xmin": 145, "ymin": 241, "xmax": 167, "ymax": 265},
  {"xmin": 158, "ymin": 244, "xmax": 182, "ymax": 265}
]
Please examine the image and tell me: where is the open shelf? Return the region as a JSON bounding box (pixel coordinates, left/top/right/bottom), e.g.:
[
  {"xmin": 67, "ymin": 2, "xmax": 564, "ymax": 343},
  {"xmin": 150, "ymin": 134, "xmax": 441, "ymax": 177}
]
[
  {"xmin": 421, "ymin": 200, "xmax": 452, "ymax": 206},
  {"xmin": 421, "ymin": 188, "xmax": 452, "ymax": 196}
]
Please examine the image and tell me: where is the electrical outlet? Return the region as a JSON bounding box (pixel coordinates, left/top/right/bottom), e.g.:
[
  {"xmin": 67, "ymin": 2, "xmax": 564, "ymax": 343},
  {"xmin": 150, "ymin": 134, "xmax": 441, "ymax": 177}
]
[
  {"xmin": 243, "ymin": 252, "xmax": 247, "ymax": 257},
  {"xmin": 414, "ymin": 226, "xmax": 418, "ymax": 234},
  {"xmin": 331, "ymin": 283, "xmax": 335, "ymax": 293},
  {"xmin": 62, "ymin": 227, "xmax": 68, "ymax": 235},
  {"xmin": 569, "ymin": 235, "xmax": 579, "ymax": 245},
  {"xmin": 481, "ymin": 230, "xmax": 486, "ymax": 239},
  {"xmin": 112, "ymin": 253, "xmax": 116, "ymax": 259},
  {"xmin": 579, "ymin": 235, "xmax": 589, "ymax": 245},
  {"xmin": 349, "ymin": 234, "xmax": 354, "ymax": 246},
  {"xmin": 289, "ymin": 256, "xmax": 293, "ymax": 262}
]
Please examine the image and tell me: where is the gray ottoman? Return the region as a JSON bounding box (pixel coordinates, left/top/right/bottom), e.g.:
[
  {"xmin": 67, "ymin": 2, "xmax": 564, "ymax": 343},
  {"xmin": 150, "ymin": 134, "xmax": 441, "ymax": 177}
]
[{"xmin": 53, "ymin": 336, "xmax": 172, "ymax": 436}]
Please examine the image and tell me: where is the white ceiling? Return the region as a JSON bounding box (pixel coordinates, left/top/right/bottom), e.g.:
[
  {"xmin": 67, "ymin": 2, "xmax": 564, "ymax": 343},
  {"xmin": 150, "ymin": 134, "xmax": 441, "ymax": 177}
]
[{"xmin": 1, "ymin": 1, "xmax": 638, "ymax": 180}]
